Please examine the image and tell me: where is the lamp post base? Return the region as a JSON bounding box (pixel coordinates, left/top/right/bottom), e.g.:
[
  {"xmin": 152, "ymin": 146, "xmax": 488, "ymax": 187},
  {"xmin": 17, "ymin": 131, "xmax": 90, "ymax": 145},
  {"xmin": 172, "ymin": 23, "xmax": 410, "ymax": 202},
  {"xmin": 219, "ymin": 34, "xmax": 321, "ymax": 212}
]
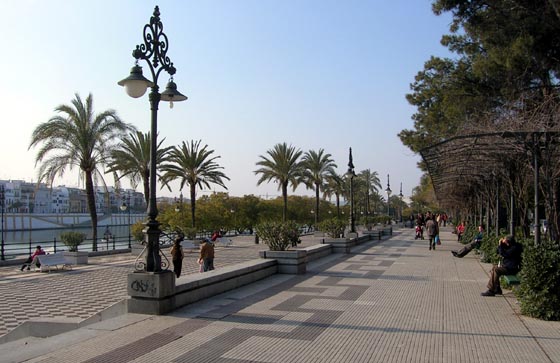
[{"xmin": 127, "ymin": 270, "xmax": 175, "ymax": 315}]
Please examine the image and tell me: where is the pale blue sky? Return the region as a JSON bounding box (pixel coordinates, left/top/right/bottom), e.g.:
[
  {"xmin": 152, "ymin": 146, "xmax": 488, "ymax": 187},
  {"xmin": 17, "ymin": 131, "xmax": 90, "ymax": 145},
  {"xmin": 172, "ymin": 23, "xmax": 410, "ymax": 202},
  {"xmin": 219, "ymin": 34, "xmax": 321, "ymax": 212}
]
[{"xmin": 1, "ymin": 0, "xmax": 452, "ymax": 199}]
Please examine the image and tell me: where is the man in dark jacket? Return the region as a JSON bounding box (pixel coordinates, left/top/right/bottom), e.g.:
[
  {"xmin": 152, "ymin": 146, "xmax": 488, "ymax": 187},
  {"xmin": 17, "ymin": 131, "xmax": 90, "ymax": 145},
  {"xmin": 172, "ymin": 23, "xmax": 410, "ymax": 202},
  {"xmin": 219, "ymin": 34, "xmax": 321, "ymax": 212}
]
[{"xmin": 481, "ymin": 235, "xmax": 523, "ymax": 296}]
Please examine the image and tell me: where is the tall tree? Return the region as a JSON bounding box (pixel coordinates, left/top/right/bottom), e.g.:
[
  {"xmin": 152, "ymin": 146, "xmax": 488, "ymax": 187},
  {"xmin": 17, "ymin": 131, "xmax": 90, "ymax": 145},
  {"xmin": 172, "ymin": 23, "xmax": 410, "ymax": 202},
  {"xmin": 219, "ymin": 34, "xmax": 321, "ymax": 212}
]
[
  {"xmin": 161, "ymin": 140, "xmax": 230, "ymax": 228},
  {"xmin": 106, "ymin": 131, "xmax": 173, "ymax": 206},
  {"xmin": 401, "ymin": 0, "xmax": 560, "ymax": 158},
  {"xmin": 323, "ymin": 172, "xmax": 345, "ymax": 218},
  {"xmin": 358, "ymin": 169, "xmax": 382, "ymax": 223},
  {"xmin": 254, "ymin": 143, "xmax": 303, "ymax": 221},
  {"xmin": 29, "ymin": 93, "xmax": 134, "ymax": 250},
  {"xmin": 301, "ymin": 149, "xmax": 337, "ymax": 224}
]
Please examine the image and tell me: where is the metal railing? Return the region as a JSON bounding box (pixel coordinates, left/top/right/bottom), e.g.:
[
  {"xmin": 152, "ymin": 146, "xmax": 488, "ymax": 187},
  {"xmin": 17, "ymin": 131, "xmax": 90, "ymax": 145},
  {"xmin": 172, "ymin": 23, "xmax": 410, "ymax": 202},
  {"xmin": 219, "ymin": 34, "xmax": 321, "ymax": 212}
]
[{"xmin": 0, "ymin": 234, "xmax": 136, "ymax": 260}]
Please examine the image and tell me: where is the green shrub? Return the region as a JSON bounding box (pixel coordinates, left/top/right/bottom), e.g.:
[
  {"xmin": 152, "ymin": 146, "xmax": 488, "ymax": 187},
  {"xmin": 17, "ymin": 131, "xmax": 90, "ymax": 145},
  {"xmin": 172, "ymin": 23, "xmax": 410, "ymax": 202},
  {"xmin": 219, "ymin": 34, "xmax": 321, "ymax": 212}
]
[
  {"xmin": 255, "ymin": 220, "xmax": 300, "ymax": 251},
  {"xmin": 131, "ymin": 221, "xmax": 145, "ymax": 243},
  {"xmin": 517, "ymin": 239, "xmax": 560, "ymax": 320},
  {"xmin": 372, "ymin": 215, "xmax": 391, "ymax": 224},
  {"xmin": 478, "ymin": 234, "xmax": 500, "ymax": 264},
  {"xmin": 60, "ymin": 231, "xmax": 86, "ymax": 252},
  {"xmin": 317, "ymin": 218, "xmax": 347, "ymax": 238}
]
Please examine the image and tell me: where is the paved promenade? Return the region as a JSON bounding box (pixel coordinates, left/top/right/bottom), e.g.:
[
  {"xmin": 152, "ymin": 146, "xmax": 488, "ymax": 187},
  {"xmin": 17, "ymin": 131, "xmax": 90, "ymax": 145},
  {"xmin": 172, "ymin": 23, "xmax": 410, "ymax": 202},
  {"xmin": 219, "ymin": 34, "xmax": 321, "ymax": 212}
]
[{"xmin": 1, "ymin": 227, "xmax": 560, "ymax": 362}]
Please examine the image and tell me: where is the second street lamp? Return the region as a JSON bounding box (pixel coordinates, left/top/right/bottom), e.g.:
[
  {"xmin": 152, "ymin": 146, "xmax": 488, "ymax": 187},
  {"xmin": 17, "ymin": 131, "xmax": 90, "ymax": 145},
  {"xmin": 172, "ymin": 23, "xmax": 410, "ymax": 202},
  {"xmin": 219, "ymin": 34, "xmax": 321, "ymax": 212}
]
[
  {"xmin": 399, "ymin": 182, "xmax": 404, "ymax": 223},
  {"xmin": 346, "ymin": 147, "xmax": 356, "ymax": 233},
  {"xmin": 120, "ymin": 192, "xmax": 132, "ymax": 249},
  {"xmin": 385, "ymin": 174, "xmax": 392, "ymax": 220},
  {"xmin": 118, "ymin": 6, "xmax": 187, "ymax": 272}
]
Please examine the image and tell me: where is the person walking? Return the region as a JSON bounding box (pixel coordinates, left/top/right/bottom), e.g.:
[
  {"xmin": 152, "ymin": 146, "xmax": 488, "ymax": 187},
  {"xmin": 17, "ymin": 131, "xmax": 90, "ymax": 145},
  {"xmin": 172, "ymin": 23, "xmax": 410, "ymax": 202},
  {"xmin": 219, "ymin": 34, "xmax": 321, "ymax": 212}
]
[
  {"xmin": 199, "ymin": 238, "xmax": 215, "ymax": 272},
  {"xmin": 170, "ymin": 234, "xmax": 185, "ymax": 278},
  {"xmin": 481, "ymin": 235, "xmax": 523, "ymax": 296},
  {"xmin": 456, "ymin": 221, "xmax": 466, "ymax": 241},
  {"xmin": 425, "ymin": 216, "xmax": 439, "ymax": 250}
]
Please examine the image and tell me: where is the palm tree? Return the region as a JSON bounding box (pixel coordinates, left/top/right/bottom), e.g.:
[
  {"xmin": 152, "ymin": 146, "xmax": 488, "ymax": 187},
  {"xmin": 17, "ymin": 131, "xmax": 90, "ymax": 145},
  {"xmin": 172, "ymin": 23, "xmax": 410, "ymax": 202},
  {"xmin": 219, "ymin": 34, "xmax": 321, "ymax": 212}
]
[
  {"xmin": 161, "ymin": 140, "xmax": 230, "ymax": 228},
  {"xmin": 254, "ymin": 143, "xmax": 303, "ymax": 221},
  {"xmin": 29, "ymin": 93, "xmax": 134, "ymax": 250},
  {"xmin": 301, "ymin": 149, "xmax": 337, "ymax": 224},
  {"xmin": 323, "ymin": 172, "xmax": 345, "ymax": 218},
  {"xmin": 106, "ymin": 131, "xmax": 173, "ymax": 206},
  {"xmin": 358, "ymin": 169, "xmax": 382, "ymax": 224}
]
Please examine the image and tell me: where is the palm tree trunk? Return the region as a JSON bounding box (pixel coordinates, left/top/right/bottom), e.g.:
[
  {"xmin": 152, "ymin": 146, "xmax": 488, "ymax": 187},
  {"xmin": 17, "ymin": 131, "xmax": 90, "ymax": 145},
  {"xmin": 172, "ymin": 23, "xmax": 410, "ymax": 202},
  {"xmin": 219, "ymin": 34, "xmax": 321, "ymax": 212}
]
[
  {"xmin": 315, "ymin": 183, "xmax": 320, "ymax": 224},
  {"xmin": 336, "ymin": 193, "xmax": 340, "ymax": 218},
  {"xmin": 282, "ymin": 183, "xmax": 288, "ymax": 222},
  {"xmin": 85, "ymin": 171, "xmax": 98, "ymax": 251},
  {"xmin": 190, "ymin": 183, "xmax": 196, "ymax": 228}
]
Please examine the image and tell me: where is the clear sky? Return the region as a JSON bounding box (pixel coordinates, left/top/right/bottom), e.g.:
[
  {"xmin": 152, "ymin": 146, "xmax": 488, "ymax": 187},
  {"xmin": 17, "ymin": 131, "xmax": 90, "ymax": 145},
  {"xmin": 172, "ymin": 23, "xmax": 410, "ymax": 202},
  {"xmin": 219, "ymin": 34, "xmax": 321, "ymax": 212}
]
[{"xmin": 0, "ymin": 0, "xmax": 452, "ymax": 200}]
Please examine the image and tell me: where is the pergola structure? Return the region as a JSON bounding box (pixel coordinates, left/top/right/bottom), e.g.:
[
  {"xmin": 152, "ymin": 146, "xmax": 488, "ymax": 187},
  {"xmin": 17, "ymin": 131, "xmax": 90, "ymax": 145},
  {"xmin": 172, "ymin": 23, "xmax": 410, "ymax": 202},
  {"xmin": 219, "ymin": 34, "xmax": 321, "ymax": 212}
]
[{"xmin": 419, "ymin": 131, "xmax": 560, "ymax": 244}]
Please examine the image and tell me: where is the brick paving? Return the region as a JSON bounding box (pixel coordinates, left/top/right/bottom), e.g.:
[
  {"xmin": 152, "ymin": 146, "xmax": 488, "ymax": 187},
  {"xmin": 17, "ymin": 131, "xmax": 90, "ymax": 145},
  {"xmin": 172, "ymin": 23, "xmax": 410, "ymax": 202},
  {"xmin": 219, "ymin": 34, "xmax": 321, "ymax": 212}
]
[
  {"xmin": 0, "ymin": 235, "xmax": 317, "ymax": 337},
  {"xmin": 1, "ymin": 227, "xmax": 560, "ymax": 362}
]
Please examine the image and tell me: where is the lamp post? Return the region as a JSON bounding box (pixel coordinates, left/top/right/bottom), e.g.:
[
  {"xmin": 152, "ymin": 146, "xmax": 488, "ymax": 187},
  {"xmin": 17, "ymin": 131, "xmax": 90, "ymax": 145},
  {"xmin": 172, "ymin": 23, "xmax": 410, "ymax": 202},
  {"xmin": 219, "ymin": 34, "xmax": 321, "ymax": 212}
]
[
  {"xmin": 385, "ymin": 174, "xmax": 392, "ymax": 220},
  {"xmin": 174, "ymin": 192, "xmax": 183, "ymax": 213},
  {"xmin": 346, "ymin": 147, "xmax": 356, "ymax": 233},
  {"xmin": 120, "ymin": 192, "xmax": 132, "ymax": 249},
  {"xmin": 399, "ymin": 182, "xmax": 403, "ymax": 223},
  {"xmin": 230, "ymin": 209, "xmax": 235, "ymax": 234},
  {"xmin": 1, "ymin": 184, "xmax": 4, "ymax": 261},
  {"xmin": 119, "ymin": 6, "xmax": 187, "ymax": 272},
  {"xmin": 175, "ymin": 192, "xmax": 184, "ymax": 231}
]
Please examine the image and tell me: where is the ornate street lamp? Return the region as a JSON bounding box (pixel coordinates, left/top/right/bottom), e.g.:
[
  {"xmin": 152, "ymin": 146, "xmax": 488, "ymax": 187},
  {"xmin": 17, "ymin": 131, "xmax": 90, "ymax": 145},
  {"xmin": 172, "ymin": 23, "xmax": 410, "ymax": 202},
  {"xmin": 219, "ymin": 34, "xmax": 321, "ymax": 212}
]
[
  {"xmin": 385, "ymin": 174, "xmax": 392, "ymax": 219},
  {"xmin": 174, "ymin": 192, "xmax": 183, "ymax": 213},
  {"xmin": 346, "ymin": 147, "xmax": 356, "ymax": 233},
  {"xmin": 120, "ymin": 192, "xmax": 132, "ymax": 249},
  {"xmin": 119, "ymin": 6, "xmax": 187, "ymax": 272},
  {"xmin": 399, "ymin": 182, "xmax": 404, "ymax": 223}
]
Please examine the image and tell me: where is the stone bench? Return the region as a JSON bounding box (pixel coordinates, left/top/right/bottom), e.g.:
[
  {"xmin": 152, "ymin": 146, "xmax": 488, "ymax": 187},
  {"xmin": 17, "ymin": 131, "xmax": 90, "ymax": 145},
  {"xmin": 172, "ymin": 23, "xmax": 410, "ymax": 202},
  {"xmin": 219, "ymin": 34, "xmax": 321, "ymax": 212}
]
[
  {"xmin": 180, "ymin": 240, "xmax": 200, "ymax": 250},
  {"xmin": 362, "ymin": 230, "xmax": 382, "ymax": 240},
  {"xmin": 214, "ymin": 237, "xmax": 233, "ymax": 247},
  {"xmin": 301, "ymin": 244, "xmax": 332, "ymax": 262}
]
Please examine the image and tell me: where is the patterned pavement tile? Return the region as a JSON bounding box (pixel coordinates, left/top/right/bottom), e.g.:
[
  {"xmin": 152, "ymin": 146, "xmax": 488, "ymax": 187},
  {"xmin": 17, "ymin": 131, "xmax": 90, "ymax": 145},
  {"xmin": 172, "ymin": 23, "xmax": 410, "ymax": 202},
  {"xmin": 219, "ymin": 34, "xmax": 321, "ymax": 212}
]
[{"xmin": 3, "ymin": 228, "xmax": 560, "ymax": 363}]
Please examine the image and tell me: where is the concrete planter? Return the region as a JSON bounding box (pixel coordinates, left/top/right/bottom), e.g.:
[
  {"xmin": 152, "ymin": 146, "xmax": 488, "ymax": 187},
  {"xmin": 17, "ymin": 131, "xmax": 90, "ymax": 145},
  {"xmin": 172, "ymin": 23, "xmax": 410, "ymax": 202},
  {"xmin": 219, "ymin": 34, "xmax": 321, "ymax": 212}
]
[
  {"xmin": 381, "ymin": 226, "xmax": 393, "ymax": 236},
  {"xmin": 259, "ymin": 249, "xmax": 307, "ymax": 274},
  {"xmin": 63, "ymin": 251, "xmax": 88, "ymax": 265},
  {"xmin": 322, "ymin": 237, "xmax": 354, "ymax": 254}
]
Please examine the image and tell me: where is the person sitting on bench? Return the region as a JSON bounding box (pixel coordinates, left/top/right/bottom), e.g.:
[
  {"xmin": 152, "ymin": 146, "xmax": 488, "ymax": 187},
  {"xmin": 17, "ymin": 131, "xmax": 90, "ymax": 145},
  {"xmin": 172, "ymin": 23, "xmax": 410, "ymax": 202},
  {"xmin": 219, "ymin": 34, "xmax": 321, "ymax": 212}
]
[
  {"xmin": 481, "ymin": 235, "xmax": 523, "ymax": 296},
  {"xmin": 20, "ymin": 245, "xmax": 46, "ymax": 271},
  {"xmin": 451, "ymin": 225, "xmax": 484, "ymax": 258}
]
